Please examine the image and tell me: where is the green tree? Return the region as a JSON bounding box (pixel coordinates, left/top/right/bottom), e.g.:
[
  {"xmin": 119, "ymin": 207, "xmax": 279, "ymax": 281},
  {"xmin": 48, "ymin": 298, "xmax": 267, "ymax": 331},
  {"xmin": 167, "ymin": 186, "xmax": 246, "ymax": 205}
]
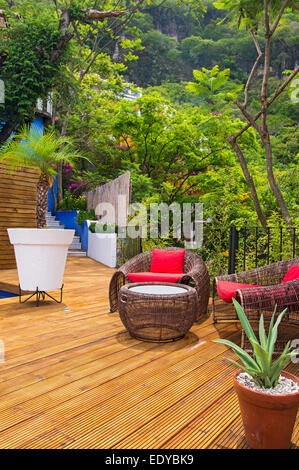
[
  {"xmin": 0, "ymin": 0, "xmax": 138, "ymax": 203},
  {"xmin": 214, "ymin": 0, "xmax": 299, "ymax": 228},
  {"xmin": 76, "ymin": 89, "xmax": 258, "ymax": 203},
  {"xmin": 47, "ymin": 0, "xmax": 144, "ymax": 201},
  {"xmin": 187, "ymin": 65, "xmax": 243, "ymax": 111},
  {"xmin": 0, "ymin": 7, "xmax": 66, "ymax": 144}
]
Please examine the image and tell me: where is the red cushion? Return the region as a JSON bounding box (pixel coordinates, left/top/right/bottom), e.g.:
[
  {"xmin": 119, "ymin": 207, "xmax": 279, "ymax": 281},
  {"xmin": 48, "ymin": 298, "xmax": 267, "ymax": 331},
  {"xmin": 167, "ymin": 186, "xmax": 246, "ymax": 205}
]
[
  {"xmin": 127, "ymin": 272, "xmax": 184, "ymax": 283},
  {"xmin": 282, "ymin": 264, "xmax": 299, "ymax": 283},
  {"xmin": 150, "ymin": 248, "xmax": 185, "ymax": 274},
  {"xmin": 217, "ymin": 280, "xmax": 261, "ymax": 303}
]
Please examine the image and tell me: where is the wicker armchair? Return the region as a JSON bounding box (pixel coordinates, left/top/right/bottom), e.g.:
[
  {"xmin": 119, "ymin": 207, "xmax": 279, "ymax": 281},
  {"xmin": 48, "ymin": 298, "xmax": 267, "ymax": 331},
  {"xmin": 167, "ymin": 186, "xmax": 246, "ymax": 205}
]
[
  {"xmin": 212, "ymin": 258, "xmax": 299, "ymax": 353},
  {"xmin": 109, "ymin": 247, "xmax": 210, "ymax": 318}
]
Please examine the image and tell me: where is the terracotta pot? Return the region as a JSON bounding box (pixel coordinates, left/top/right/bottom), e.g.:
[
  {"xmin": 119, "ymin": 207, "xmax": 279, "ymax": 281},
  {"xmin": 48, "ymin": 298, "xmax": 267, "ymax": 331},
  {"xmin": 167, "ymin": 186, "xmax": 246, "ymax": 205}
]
[{"xmin": 233, "ymin": 370, "xmax": 299, "ymax": 449}]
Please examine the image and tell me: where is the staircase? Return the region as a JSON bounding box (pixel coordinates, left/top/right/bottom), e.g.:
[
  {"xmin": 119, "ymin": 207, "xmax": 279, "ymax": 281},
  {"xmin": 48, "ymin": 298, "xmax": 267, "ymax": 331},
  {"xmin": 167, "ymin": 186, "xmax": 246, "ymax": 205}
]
[{"xmin": 46, "ymin": 212, "xmax": 87, "ymax": 257}]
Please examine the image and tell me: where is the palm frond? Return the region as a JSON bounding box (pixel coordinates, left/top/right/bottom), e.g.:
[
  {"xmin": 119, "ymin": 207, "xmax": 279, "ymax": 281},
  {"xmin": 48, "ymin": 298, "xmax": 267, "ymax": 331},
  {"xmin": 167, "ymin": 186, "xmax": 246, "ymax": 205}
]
[{"xmin": 0, "ymin": 125, "xmax": 83, "ymax": 177}]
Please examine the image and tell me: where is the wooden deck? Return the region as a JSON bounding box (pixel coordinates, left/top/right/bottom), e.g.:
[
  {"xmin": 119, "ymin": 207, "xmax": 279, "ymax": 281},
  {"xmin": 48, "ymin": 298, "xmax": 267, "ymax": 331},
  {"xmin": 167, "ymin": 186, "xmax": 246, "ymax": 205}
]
[{"xmin": 0, "ymin": 257, "xmax": 298, "ymax": 449}]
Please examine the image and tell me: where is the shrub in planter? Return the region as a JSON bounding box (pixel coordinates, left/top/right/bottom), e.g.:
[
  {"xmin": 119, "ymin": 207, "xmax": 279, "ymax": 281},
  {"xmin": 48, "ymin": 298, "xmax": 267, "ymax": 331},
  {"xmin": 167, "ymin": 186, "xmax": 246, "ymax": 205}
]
[
  {"xmin": 214, "ymin": 299, "xmax": 299, "ymax": 449},
  {"xmin": 89, "ymin": 222, "xmax": 97, "ymax": 233},
  {"xmin": 76, "ymin": 209, "xmax": 96, "ymax": 226},
  {"xmin": 89, "ymin": 223, "xmax": 118, "ymax": 234},
  {"xmin": 56, "ymin": 191, "xmax": 87, "ymax": 211}
]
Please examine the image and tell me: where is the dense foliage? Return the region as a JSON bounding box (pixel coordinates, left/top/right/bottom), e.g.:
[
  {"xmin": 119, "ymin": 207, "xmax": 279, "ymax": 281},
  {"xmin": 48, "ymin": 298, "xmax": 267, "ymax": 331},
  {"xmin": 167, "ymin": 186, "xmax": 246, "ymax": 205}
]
[
  {"xmin": 124, "ymin": 0, "xmax": 299, "ymax": 86},
  {"xmin": 0, "ymin": 7, "xmax": 67, "ymax": 142},
  {"xmin": 0, "ymin": 0, "xmax": 298, "ymax": 276}
]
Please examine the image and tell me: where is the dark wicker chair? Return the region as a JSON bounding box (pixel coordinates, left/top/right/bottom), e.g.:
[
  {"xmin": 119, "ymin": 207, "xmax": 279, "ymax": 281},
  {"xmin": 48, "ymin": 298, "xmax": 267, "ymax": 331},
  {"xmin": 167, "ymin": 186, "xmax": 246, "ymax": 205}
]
[
  {"xmin": 212, "ymin": 258, "xmax": 299, "ymax": 353},
  {"xmin": 109, "ymin": 247, "xmax": 210, "ymax": 318}
]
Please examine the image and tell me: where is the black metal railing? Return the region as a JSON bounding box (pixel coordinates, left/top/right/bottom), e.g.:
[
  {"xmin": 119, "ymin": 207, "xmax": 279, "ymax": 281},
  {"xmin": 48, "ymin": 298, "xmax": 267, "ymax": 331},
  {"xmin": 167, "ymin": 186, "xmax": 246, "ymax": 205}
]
[
  {"xmin": 116, "ymin": 227, "xmax": 141, "ymax": 268},
  {"xmin": 115, "ymin": 223, "xmax": 298, "ymax": 274},
  {"xmin": 228, "ymin": 225, "xmax": 298, "ymax": 274}
]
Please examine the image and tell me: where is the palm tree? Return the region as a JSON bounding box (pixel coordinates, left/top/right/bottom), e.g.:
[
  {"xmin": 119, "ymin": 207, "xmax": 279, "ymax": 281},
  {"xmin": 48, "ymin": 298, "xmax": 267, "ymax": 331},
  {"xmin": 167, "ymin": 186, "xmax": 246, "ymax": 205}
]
[{"xmin": 1, "ymin": 126, "xmax": 81, "ymax": 228}]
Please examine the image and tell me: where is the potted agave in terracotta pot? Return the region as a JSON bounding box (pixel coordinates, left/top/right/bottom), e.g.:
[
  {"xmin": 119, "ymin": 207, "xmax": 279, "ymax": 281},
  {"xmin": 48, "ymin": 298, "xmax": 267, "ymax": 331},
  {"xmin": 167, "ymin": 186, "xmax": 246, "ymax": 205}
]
[{"xmin": 214, "ymin": 299, "xmax": 299, "ymax": 449}]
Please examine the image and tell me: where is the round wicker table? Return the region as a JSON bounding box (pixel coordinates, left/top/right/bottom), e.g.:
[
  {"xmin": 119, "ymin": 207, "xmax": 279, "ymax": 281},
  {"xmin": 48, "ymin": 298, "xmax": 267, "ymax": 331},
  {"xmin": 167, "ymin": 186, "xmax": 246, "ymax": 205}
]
[{"xmin": 118, "ymin": 282, "xmax": 199, "ymax": 342}]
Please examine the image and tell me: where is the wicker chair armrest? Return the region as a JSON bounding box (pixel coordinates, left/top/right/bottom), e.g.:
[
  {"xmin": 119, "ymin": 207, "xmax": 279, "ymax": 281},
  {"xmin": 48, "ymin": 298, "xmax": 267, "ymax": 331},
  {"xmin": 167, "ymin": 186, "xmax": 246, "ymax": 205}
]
[
  {"xmin": 214, "ymin": 258, "xmax": 299, "ymax": 287},
  {"xmin": 117, "ymin": 250, "xmax": 152, "ymax": 276},
  {"xmin": 109, "ymin": 250, "xmax": 152, "ymax": 312},
  {"xmin": 179, "ymin": 261, "xmax": 210, "ymax": 316},
  {"xmin": 180, "ymin": 266, "xmax": 209, "ymax": 287},
  {"xmin": 235, "ymin": 279, "xmax": 299, "ymax": 319},
  {"xmin": 179, "ymin": 272, "xmax": 198, "ymax": 290}
]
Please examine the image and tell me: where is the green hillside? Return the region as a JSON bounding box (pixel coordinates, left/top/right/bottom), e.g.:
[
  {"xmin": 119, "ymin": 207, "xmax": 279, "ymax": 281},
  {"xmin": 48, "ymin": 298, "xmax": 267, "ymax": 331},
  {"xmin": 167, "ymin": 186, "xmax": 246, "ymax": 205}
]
[{"xmin": 124, "ymin": 0, "xmax": 298, "ymax": 87}]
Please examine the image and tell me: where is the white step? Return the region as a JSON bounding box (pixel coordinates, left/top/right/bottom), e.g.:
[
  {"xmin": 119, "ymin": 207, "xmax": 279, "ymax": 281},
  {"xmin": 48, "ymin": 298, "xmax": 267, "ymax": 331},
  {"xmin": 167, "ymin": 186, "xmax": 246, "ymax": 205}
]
[
  {"xmin": 47, "ymin": 221, "xmax": 63, "ymax": 227},
  {"xmin": 46, "ymin": 212, "xmax": 85, "ymax": 254},
  {"xmin": 70, "ymin": 242, "xmax": 82, "ymax": 250},
  {"xmin": 68, "ymin": 250, "xmax": 87, "ymax": 257}
]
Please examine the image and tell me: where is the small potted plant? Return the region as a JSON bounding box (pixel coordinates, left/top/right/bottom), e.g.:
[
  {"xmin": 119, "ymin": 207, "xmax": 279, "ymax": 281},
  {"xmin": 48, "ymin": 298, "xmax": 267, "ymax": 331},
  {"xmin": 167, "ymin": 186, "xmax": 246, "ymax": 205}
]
[{"xmin": 214, "ymin": 298, "xmax": 299, "ymax": 449}]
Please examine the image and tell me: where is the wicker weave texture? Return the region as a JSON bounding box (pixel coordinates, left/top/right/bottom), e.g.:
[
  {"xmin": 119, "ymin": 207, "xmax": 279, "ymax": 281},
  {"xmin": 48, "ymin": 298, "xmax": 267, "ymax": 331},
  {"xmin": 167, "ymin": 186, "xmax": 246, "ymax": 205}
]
[
  {"xmin": 109, "ymin": 247, "xmax": 210, "ymax": 317},
  {"xmin": 212, "ymin": 258, "xmax": 299, "ymax": 322},
  {"xmin": 118, "ymin": 282, "xmax": 199, "ymax": 342},
  {"xmin": 212, "ymin": 258, "xmax": 299, "ymax": 354}
]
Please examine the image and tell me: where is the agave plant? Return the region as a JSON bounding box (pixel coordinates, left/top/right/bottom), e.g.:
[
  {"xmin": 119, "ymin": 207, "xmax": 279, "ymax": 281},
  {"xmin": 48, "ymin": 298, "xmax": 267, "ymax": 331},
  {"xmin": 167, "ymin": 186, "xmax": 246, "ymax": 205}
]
[
  {"xmin": 214, "ymin": 298, "xmax": 296, "ymax": 389},
  {"xmin": 1, "ymin": 126, "xmax": 82, "ymax": 228}
]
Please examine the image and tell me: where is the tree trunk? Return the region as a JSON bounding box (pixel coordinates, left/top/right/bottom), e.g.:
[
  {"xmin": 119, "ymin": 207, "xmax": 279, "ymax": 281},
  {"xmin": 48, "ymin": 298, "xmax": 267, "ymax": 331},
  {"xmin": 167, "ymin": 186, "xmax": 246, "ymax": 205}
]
[
  {"xmin": 56, "ymin": 102, "xmax": 72, "ymax": 203},
  {"xmin": 36, "ymin": 173, "xmax": 50, "ymax": 228},
  {"xmin": 228, "ymin": 136, "xmax": 268, "ymax": 230},
  {"xmin": 262, "ymin": 129, "xmax": 293, "ymax": 225},
  {"xmin": 228, "ymin": 3, "xmax": 298, "ymax": 228},
  {"xmin": 258, "ymin": 1, "xmax": 293, "ymax": 226},
  {"xmin": 0, "ymin": 119, "xmax": 19, "ymax": 146}
]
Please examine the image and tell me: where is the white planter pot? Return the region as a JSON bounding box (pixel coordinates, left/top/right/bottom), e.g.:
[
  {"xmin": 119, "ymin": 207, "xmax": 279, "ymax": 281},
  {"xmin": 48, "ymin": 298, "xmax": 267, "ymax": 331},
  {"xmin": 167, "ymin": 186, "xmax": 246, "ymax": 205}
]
[
  {"xmin": 88, "ymin": 232, "xmax": 117, "ymax": 268},
  {"xmin": 7, "ymin": 229, "xmax": 75, "ymax": 291}
]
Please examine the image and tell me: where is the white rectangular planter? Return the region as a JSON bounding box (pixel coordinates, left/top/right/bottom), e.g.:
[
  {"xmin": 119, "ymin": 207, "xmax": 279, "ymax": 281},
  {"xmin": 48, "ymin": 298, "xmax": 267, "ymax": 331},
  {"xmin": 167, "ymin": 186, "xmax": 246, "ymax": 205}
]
[
  {"xmin": 7, "ymin": 228, "xmax": 75, "ymax": 291},
  {"xmin": 88, "ymin": 232, "xmax": 117, "ymax": 268}
]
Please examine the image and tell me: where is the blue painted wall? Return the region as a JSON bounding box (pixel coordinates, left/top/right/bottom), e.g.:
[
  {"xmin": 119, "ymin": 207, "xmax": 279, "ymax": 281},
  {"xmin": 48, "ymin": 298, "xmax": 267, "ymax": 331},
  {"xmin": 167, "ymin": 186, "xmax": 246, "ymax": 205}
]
[
  {"xmin": 78, "ymin": 220, "xmax": 89, "ymax": 252},
  {"xmin": 31, "ymin": 116, "xmax": 44, "ymax": 133},
  {"xmin": 48, "ymin": 176, "xmax": 57, "ymax": 213},
  {"xmin": 54, "ymin": 210, "xmax": 78, "ymax": 231},
  {"xmin": 54, "ymin": 211, "xmax": 89, "ymax": 251},
  {"xmin": 1, "ymin": 115, "xmax": 44, "ymax": 143}
]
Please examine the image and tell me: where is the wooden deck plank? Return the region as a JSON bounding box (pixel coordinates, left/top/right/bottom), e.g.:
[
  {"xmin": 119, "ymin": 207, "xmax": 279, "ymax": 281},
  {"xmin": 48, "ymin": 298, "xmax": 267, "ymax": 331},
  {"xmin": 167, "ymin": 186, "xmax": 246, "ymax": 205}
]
[
  {"xmin": 64, "ymin": 361, "xmax": 237, "ymax": 449},
  {"xmin": 112, "ymin": 365, "xmax": 237, "ymax": 449},
  {"xmin": 0, "ymin": 257, "xmax": 298, "ymax": 449},
  {"xmin": 0, "ymin": 321, "xmax": 234, "ymax": 394},
  {"xmin": 0, "ymin": 333, "xmax": 235, "ymax": 447},
  {"xmin": 15, "ymin": 347, "xmax": 235, "ymax": 449}
]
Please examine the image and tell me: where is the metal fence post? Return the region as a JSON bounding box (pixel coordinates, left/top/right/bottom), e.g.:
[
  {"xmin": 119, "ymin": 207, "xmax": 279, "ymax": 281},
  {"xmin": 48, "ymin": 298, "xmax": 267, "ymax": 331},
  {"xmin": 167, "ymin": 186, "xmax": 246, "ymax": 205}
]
[
  {"xmin": 228, "ymin": 225, "xmax": 239, "ymax": 274},
  {"xmin": 139, "ymin": 225, "xmax": 143, "ymax": 253}
]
